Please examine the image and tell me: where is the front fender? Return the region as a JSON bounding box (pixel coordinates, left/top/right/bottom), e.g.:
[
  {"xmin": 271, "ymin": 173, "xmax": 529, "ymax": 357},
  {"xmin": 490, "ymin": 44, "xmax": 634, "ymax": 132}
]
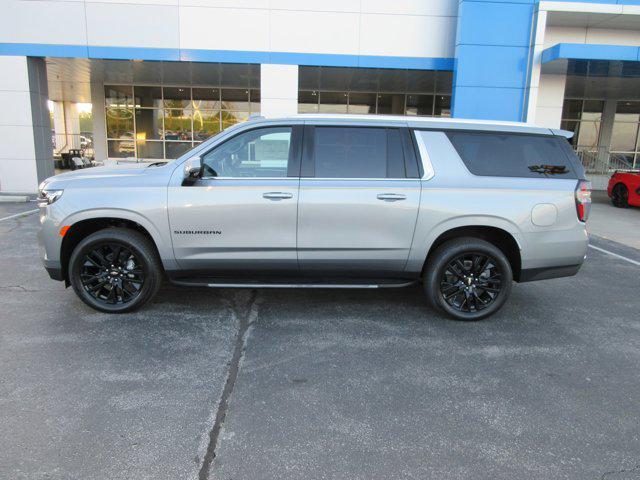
[{"xmin": 60, "ymin": 207, "xmax": 178, "ymax": 271}]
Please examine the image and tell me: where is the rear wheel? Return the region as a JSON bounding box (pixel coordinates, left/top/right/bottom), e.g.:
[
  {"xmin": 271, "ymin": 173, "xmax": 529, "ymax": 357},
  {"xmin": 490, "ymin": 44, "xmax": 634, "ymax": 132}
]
[
  {"xmin": 611, "ymin": 183, "xmax": 629, "ymax": 208},
  {"xmin": 68, "ymin": 228, "xmax": 162, "ymax": 313},
  {"xmin": 424, "ymin": 238, "xmax": 512, "ymax": 321}
]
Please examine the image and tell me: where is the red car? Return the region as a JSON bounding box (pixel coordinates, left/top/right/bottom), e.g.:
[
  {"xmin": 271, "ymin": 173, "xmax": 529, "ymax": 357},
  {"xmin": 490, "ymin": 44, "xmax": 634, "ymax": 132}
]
[{"xmin": 608, "ymin": 171, "xmax": 640, "ymax": 208}]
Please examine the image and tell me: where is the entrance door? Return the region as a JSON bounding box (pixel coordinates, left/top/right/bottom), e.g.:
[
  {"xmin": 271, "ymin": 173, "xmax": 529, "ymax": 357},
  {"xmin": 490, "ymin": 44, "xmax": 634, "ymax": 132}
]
[
  {"xmin": 168, "ymin": 125, "xmax": 302, "ymax": 274},
  {"xmin": 297, "ymin": 125, "xmax": 421, "ymax": 276}
]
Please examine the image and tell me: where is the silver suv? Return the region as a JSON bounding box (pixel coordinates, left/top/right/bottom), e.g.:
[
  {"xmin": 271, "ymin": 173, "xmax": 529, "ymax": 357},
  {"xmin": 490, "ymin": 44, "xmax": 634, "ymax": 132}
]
[{"xmin": 37, "ymin": 115, "xmax": 590, "ymax": 320}]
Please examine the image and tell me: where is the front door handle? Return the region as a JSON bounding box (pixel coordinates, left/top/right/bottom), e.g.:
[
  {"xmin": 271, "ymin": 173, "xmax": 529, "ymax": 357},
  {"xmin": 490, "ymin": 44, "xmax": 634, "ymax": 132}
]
[
  {"xmin": 263, "ymin": 192, "xmax": 293, "ymax": 200},
  {"xmin": 377, "ymin": 193, "xmax": 407, "ymax": 202}
]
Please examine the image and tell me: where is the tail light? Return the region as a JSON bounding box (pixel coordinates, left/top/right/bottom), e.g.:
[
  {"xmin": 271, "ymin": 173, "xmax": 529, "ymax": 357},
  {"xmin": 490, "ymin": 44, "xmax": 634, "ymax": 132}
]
[{"xmin": 575, "ymin": 180, "xmax": 591, "ymax": 222}]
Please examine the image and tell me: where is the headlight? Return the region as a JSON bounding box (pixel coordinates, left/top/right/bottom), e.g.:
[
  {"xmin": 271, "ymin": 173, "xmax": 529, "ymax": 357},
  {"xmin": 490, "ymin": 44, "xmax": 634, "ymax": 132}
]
[{"xmin": 37, "ymin": 188, "xmax": 64, "ymax": 206}]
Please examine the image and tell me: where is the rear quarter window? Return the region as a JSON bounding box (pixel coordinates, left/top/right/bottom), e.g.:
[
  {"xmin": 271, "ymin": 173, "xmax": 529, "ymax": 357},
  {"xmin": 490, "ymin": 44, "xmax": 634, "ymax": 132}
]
[{"xmin": 446, "ymin": 131, "xmax": 579, "ymax": 179}]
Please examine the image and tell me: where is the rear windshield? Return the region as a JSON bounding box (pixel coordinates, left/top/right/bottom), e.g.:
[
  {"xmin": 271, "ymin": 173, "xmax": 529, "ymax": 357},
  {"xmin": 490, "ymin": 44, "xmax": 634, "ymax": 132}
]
[{"xmin": 446, "ymin": 131, "xmax": 579, "ymax": 179}]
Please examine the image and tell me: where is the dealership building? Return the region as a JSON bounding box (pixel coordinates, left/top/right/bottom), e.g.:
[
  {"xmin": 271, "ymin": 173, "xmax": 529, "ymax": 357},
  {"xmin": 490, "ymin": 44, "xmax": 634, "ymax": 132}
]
[{"xmin": 1, "ymin": 0, "xmax": 640, "ymax": 193}]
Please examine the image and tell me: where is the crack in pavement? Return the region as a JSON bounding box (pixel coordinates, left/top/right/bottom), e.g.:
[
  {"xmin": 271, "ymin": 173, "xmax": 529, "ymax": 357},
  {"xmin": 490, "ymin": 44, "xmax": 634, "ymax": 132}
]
[
  {"xmin": 0, "ymin": 285, "xmax": 41, "ymax": 292},
  {"xmin": 198, "ymin": 289, "xmax": 259, "ymax": 480},
  {"xmin": 601, "ymin": 464, "xmax": 640, "ymax": 479}
]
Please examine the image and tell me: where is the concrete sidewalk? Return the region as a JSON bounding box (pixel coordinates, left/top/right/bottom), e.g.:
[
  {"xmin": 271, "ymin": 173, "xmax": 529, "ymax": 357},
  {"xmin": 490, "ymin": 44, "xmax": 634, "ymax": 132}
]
[{"xmin": 588, "ymin": 191, "xmax": 640, "ymax": 250}]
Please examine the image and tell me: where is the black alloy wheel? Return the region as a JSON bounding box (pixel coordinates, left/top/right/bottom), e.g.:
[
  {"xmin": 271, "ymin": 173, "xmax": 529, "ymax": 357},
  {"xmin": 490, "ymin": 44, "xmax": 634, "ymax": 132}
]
[
  {"xmin": 439, "ymin": 253, "xmax": 502, "ymax": 314},
  {"xmin": 423, "ymin": 237, "xmax": 512, "ymax": 321},
  {"xmin": 69, "ymin": 228, "xmax": 162, "ymax": 313},
  {"xmin": 611, "ymin": 183, "xmax": 629, "ymax": 208},
  {"xmin": 79, "ymin": 243, "xmax": 145, "ymax": 306}
]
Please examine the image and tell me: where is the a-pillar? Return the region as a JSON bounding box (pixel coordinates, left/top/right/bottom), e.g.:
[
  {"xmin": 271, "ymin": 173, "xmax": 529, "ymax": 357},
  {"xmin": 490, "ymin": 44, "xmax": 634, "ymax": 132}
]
[{"xmin": 0, "ymin": 56, "xmax": 53, "ymax": 193}]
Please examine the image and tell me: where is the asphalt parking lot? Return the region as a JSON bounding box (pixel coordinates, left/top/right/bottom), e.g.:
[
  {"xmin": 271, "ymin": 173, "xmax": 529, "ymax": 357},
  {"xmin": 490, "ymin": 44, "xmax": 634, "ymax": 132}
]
[{"xmin": 1, "ymin": 201, "xmax": 640, "ymax": 480}]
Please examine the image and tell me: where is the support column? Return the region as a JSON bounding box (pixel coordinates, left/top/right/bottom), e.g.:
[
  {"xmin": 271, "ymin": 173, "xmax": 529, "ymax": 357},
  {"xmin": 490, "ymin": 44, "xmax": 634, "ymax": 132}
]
[
  {"xmin": 91, "ymin": 82, "xmax": 107, "ymax": 163},
  {"xmin": 260, "ymin": 64, "xmax": 298, "ymax": 118},
  {"xmin": 533, "ymin": 74, "xmax": 567, "ymax": 128},
  {"xmin": 0, "ymin": 56, "xmax": 53, "ymax": 193}
]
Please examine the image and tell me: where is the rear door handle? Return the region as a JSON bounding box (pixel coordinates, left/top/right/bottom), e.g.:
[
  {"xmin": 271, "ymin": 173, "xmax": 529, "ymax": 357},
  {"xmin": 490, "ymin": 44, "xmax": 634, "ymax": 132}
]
[
  {"xmin": 377, "ymin": 193, "xmax": 407, "ymax": 202},
  {"xmin": 263, "ymin": 192, "xmax": 293, "ymax": 200}
]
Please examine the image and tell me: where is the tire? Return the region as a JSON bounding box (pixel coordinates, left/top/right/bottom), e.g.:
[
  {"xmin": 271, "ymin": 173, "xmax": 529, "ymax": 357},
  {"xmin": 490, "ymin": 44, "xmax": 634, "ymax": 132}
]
[
  {"xmin": 611, "ymin": 183, "xmax": 629, "ymax": 208},
  {"xmin": 423, "ymin": 237, "xmax": 513, "ymax": 321},
  {"xmin": 68, "ymin": 228, "xmax": 162, "ymax": 313}
]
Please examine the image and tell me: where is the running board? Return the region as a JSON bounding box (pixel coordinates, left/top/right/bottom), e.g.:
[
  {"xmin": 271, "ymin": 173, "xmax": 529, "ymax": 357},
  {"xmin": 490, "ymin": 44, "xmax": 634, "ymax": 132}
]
[{"xmin": 169, "ymin": 279, "xmax": 416, "ymax": 289}]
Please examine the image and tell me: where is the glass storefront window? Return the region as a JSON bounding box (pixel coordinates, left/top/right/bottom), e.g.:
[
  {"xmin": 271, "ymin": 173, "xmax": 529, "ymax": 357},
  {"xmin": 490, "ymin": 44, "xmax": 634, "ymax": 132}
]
[
  {"xmin": 193, "ymin": 110, "xmax": 221, "ymax": 142},
  {"xmin": 105, "ymin": 65, "xmax": 259, "ymax": 159},
  {"xmin": 105, "ymin": 85, "xmax": 132, "ymax": 107},
  {"xmin": 134, "ymin": 108, "xmax": 163, "ymax": 140},
  {"xmin": 298, "ymin": 91, "xmax": 319, "ymax": 113},
  {"xmin": 377, "ymin": 93, "xmax": 405, "ymax": 114},
  {"xmin": 107, "ymin": 140, "xmax": 135, "ymax": 158},
  {"xmin": 319, "ymin": 92, "xmax": 348, "ymax": 113},
  {"xmin": 165, "ymin": 142, "xmax": 193, "ymax": 159},
  {"xmin": 134, "ymin": 86, "xmax": 162, "ymax": 108},
  {"xmin": 406, "ymin": 94, "xmax": 433, "ymax": 116},
  {"xmin": 136, "ymin": 140, "xmax": 164, "ymax": 159},
  {"xmin": 163, "ymin": 87, "xmax": 191, "ymax": 109},
  {"xmin": 222, "ymin": 111, "xmax": 249, "ymax": 130},
  {"xmin": 347, "ymin": 92, "xmax": 376, "ymax": 114},
  {"xmin": 193, "ymin": 88, "xmax": 220, "ymax": 110},
  {"xmin": 611, "ymin": 120, "xmax": 639, "ymax": 152},
  {"xmin": 163, "ymin": 109, "xmax": 192, "ymax": 141},
  {"xmin": 298, "ymin": 66, "xmax": 452, "ymax": 117},
  {"xmin": 221, "ymin": 89, "xmax": 249, "ymax": 111},
  {"xmin": 106, "ymin": 107, "xmax": 134, "ymax": 139},
  {"xmin": 434, "ymin": 95, "xmax": 451, "ymax": 117}
]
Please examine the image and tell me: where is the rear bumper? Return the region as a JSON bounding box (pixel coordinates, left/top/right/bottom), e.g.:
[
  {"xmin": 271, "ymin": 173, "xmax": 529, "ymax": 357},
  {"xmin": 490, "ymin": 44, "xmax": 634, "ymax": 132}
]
[{"xmin": 518, "ymin": 264, "xmax": 581, "ymax": 283}]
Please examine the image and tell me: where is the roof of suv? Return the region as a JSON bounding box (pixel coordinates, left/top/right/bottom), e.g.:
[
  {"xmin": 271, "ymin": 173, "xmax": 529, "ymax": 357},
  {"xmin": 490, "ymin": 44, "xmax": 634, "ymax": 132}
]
[{"xmin": 247, "ymin": 114, "xmax": 572, "ymax": 138}]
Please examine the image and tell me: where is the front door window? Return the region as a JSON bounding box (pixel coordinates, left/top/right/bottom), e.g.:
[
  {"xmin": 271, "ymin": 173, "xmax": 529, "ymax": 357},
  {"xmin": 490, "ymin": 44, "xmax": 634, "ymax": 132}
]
[{"xmin": 201, "ymin": 127, "xmax": 292, "ymax": 178}]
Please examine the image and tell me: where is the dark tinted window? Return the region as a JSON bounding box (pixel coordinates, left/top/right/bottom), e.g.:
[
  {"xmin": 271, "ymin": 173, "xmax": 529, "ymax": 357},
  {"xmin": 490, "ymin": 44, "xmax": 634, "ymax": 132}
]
[
  {"xmin": 313, "ymin": 127, "xmax": 405, "ymax": 178},
  {"xmin": 446, "ymin": 131, "xmax": 578, "ymax": 178}
]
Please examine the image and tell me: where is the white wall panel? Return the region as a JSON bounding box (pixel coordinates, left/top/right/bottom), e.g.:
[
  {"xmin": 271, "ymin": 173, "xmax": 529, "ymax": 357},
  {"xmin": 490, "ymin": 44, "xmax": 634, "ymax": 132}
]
[
  {"xmin": 544, "ymin": 26, "xmax": 640, "ymax": 47},
  {"xmin": 260, "ymin": 64, "xmax": 297, "ymax": 117},
  {"xmin": 361, "ymin": 0, "xmax": 457, "ymax": 17},
  {"xmin": 0, "ymin": 159, "xmax": 39, "ymax": 193},
  {"xmin": 270, "ymin": 0, "xmax": 360, "ymax": 13},
  {"xmin": 360, "ymin": 14, "xmax": 456, "ymax": 58},
  {"xmin": 260, "ymin": 64, "xmax": 297, "ymax": 100},
  {"xmin": 0, "ymin": 92, "xmax": 33, "ymax": 127},
  {"xmin": 534, "ymin": 74, "xmax": 566, "ymax": 128},
  {"xmin": 586, "ymin": 28, "xmax": 640, "ymax": 46},
  {"xmin": 270, "ymin": 11, "xmax": 360, "ymax": 55},
  {"xmin": 179, "ymin": 7, "xmax": 269, "ymax": 51},
  {"xmin": 0, "ymin": 126, "xmax": 38, "ymax": 160},
  {"xmin": 0, "ymin": 56, "xmax": 30, "ymax": 91},
  {"xmin": 544, "ymin": 26, "xmax": 587, "ymax": 47},
  {"xmin": 0, "ymin": 1, "xmax": 87, "ymax": 45},
  {"xmin": 86, "ymin": 3, "xmax": 179, "ymax": 48},
  {"xmin": 86, "ymin": 0, "xmax": 178, "ymax": 5},
  {"xmin": 179, "ymin": 0, "xmax": 268, "ymax": 7}
]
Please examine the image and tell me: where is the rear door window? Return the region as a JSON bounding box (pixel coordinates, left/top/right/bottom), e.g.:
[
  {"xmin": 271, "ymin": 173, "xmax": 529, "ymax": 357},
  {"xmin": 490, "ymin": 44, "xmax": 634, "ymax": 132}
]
[
  {"xmin": 446, "ymin": 131, "xmax": 578, "ymax": 179},
  {"xmin": 310, "ymin": 127, "xmax": 406, "ymax": 179}
]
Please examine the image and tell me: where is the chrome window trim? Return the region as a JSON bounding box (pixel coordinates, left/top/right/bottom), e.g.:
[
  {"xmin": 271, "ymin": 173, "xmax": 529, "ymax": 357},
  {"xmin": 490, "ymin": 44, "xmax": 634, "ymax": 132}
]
[
  {"xmin": 300, "ymin": 178, "xmax": 417, "ymax": 181},
  {"xmin": 413, "ymin": 131, "xmax": 435, "ymax": 180}
]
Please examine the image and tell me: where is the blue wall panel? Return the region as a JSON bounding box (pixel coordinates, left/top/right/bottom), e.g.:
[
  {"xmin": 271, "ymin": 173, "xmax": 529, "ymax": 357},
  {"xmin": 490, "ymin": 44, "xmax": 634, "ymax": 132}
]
[
  {"xmin": 454, "ymin": 86, "xmax": 525, "ymax": 120},
  {"xmin": 456, "ymin": 2, "xmax": 534, "ymax": 47},
  {"xmin": 452, "ymin": 0, "xmax": 535, "ymax": 121},
  {"xmin": 454, "ymin": 45, "xmax": 530, "ymax": 89}
]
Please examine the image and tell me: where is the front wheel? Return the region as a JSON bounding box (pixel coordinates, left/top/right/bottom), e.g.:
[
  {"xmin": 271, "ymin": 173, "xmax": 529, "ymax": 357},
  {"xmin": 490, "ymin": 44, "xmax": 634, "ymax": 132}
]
[
  {"xmin": 68, "ymin": 228, "xmax": 162, "ymax": 313},
  {"xmin": 423, "ymin": 238, "xmax": 512, "ymax": 321},
  {"xmin": 611, "ymin": 183, "xmax": 629, "ymax": 208}
]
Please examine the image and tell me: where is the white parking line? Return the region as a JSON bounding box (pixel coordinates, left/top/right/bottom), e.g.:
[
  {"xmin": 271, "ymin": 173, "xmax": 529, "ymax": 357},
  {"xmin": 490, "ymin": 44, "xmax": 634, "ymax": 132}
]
[
  {"xmin": 0, "ymin": 209, "xmax": 38, "ymax": 222},
  {"xmin": 588, "ymin": 244, "xmax": 640, "ymax": 266}
]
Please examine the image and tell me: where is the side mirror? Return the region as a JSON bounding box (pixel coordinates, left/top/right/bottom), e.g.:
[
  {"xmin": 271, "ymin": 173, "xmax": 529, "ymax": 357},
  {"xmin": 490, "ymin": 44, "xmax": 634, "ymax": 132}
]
[{"xmin": 182, "ymin": 156, "xmax": 202, "ymax": 186}]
